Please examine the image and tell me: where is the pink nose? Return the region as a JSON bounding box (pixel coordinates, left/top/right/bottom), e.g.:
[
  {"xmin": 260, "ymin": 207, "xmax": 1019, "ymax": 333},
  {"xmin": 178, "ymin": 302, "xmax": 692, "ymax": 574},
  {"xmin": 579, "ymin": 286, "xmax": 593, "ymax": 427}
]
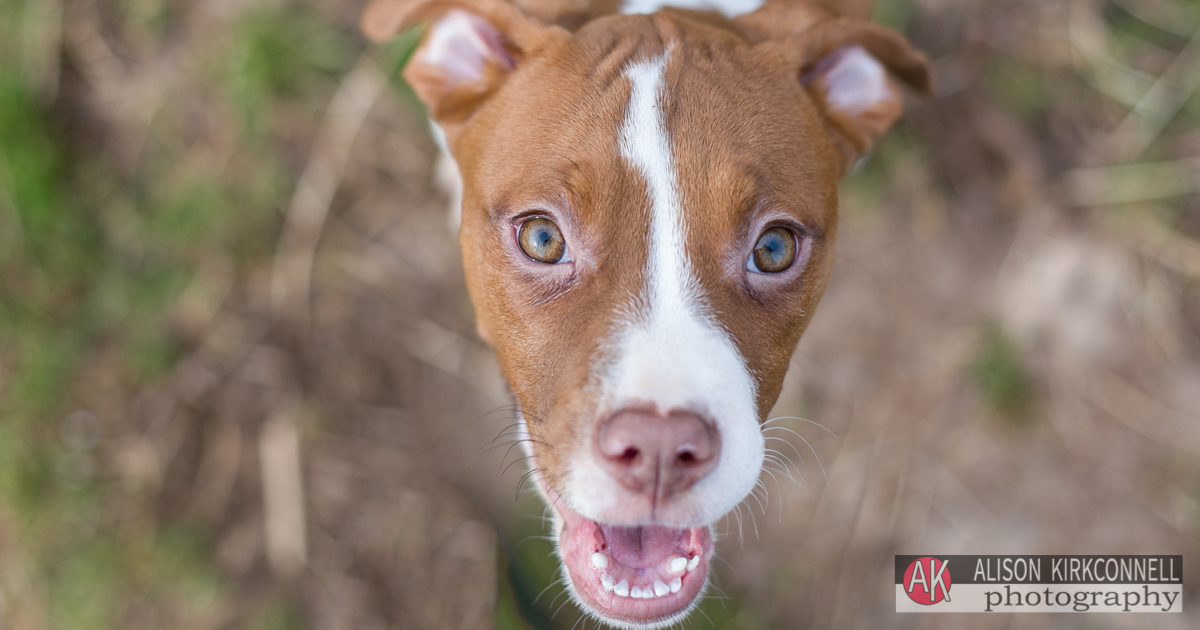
[{"xmin": 596, "ymin": 409, "xmax": 719, "ymax": 500}]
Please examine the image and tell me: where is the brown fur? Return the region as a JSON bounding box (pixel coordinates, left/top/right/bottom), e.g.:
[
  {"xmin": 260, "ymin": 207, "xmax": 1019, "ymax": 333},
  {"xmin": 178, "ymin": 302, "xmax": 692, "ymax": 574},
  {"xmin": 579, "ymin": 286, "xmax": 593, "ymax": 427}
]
[{"xmin": 362, "ymin": 0, "xmax": 929, "ymax": 539}]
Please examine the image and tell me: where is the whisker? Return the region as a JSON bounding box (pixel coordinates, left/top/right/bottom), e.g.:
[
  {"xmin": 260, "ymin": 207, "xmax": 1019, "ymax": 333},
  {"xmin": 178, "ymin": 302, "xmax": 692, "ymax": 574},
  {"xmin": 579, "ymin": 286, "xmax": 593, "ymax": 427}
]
[
  {"xmin": 516, "ymin": 468, "xmax": 542, "ymax": 501},
  {"xmin": 467, "ymin": 407, "xmax": 518, "ymax": 426},
  {"xmin": 768, "ymin": 451, "xmax": 796, "ymax": 477},
  {"xmin": 517, "ymin": 511, "xmax": 556, "ymax": 525},
  {"xmin": 501, "ymin": 453, "xmax": 537, "ymax": 478},
  {"xmin": 794, "ymin": 433, "xmax": 827, "ymax": 480},
  {"xmin": 710, "ymin": 553, "xmax": 737, "ymax": 574},
  {"xmin": 763, "ymin": 449, "xmax": 799, "ymax": 484},
  {"xmin": 532, "ymin": 575, "xmax": 569, "ymax": 606},
  {"xmin": 486, "ymin": 431, "xmax": 547, "ymax": 454},
  {"xmin": 763, "ymin": 453, "xmax": 802, "ymax": 488},
  {"xmin": 477, "ymin": 424, "xmax": 520, "ymax": 455},
  {"xmin": 517, "ymin": 406, "xmax": 551, "ymax": 424},
  {"xmin": 747, "ymin": 500, "xmax": 759, "ymax": 541},
  {"xmin": 759, "ymin": 467, "xmax": 785, "ymax": 522},
  {"xmin": 497, "ymin": 438, "xmax": 543, "ymax": 475},
  {"xmin": 729, "ymin": 499, "xmax": 739, "ymax": 542},
  {"xmin": 764, "ymin": 435, "xmax": 807, "ymax": 468},
  {"xmin": 755, "ymin": 483, "xmax": 771, "ymax": 516},
  {"xmin": 550, "ymin": 585, "xmax": 575, "ymax": 619},
  {"xmin": 763, "ymin": 418, "xmax": 833, "ymax": 480},
  {"xmin": 486, "ymin": 404, "xmax": 551, "ymax": 425},
  {"xmin": 706, "ymin": 578, "xmax": 733, "ymax": 602},
  {"xmin": 747, "ymin": 483, "xmax": 766, "ymax": 515},
  {"xmin": 763, "ymin": 415, "xmax": 838, "ymax": 437}
]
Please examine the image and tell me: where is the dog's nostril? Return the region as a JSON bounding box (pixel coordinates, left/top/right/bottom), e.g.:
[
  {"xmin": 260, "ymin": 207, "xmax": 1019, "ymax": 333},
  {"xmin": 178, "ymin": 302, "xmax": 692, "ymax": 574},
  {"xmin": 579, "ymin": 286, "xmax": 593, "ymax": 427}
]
[{"xmin": 595, "ymin": 408, "xmax": 720, "ymax": 497}]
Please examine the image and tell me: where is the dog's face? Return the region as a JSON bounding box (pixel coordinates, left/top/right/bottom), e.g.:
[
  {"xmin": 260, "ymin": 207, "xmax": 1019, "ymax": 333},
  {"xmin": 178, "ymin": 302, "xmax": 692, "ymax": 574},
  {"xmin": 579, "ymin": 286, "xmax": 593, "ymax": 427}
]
[{"xmin": 364, "ymin": 1, "xmax": 928, "ymax": 626}]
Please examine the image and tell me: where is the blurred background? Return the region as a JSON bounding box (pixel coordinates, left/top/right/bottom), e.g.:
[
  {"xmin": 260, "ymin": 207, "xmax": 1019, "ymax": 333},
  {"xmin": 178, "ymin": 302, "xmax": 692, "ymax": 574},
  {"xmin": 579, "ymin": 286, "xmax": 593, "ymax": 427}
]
[{"xmin": 1, "ymin": 0, "xmax": 1199, "ymax": 628}]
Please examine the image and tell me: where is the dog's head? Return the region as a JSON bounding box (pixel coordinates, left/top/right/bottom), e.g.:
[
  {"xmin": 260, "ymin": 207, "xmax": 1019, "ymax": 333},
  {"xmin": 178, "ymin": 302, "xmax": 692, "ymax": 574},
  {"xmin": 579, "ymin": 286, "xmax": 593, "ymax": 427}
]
[{"xmin": 364, "ymin": 0, "xmax": 928, "ymax": 625}]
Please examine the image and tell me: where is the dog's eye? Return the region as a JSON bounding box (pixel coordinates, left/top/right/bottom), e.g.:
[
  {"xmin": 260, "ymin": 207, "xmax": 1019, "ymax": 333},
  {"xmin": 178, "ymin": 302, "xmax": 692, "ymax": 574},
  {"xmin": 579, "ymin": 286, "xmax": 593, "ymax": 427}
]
[
  {"xmin": 747, "ymin": 227, "xmax": 796, "ymax": 273},
  {"xmin": 518, "ymin": 217, "xmax": 569, "ymax": 264}
]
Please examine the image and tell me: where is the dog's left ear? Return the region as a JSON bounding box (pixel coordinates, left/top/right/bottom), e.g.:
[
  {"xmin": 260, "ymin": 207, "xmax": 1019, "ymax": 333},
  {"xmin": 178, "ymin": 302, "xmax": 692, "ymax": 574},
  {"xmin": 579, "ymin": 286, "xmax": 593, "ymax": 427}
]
[{"xmin": 736, "ymin": 4, "xmax": 932, "ymax": 173}]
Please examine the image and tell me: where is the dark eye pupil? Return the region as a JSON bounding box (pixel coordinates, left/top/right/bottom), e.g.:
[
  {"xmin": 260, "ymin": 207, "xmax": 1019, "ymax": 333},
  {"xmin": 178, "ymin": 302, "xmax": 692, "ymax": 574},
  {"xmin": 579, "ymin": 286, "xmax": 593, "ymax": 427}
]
[
  {"xmin": 764, "ymin": 235, "xmax": 783, "ymax": 255},
  {"xmin": 519, "ymin": 218, "xmax": 566, "ymax": 263},
  {"xmin": 752, "ymin": 227, "xmax": 796, "ymax": 273}
]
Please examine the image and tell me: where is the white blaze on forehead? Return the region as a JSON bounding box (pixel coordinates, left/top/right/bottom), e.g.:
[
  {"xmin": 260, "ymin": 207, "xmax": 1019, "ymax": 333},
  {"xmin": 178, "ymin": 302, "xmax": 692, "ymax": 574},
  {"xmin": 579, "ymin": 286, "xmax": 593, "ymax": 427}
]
[
  {"xmin": 621, "ymin": 0, "xmax": 766, "ymax": 18},
  {"xmin": 562, "ymin": 50, "xmax": 763, "ymax": 526},
  {"xmin": 620, "ymin": 54, "xmax": 693, "ymax": 334}
]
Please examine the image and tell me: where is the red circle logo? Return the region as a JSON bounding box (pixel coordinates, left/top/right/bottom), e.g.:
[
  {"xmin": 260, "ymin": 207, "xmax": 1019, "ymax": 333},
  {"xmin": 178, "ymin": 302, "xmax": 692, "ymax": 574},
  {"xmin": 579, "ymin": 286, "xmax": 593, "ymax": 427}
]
[{"xmin": 903, "ymin": 557, "xmax": 952, "ymax": 605}]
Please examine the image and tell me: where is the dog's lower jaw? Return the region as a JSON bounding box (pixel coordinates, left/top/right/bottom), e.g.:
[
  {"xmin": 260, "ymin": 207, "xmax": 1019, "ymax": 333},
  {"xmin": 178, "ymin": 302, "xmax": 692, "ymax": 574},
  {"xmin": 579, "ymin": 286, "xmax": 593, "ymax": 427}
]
[{"xmin": 532, "ymin": 472, "xmax": 717, "ymax": 628}]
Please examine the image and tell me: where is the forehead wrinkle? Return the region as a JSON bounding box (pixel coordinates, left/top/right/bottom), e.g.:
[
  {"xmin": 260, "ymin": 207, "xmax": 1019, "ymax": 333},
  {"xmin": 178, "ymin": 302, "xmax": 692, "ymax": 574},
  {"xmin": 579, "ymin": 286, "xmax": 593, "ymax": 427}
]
[{"xmin": 663, "ymin": 48, "xmax": 836, "ymax": 232}]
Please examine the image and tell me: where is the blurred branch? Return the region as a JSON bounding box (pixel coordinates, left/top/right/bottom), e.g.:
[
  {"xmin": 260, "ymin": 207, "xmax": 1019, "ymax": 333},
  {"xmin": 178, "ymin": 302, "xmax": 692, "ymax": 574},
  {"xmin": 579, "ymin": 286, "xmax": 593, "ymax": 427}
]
[
  {"xmin": 64, "ymin": 0, "xmax": 171, "ymax": 172},
  {"xmin": 1110, "ymin": 0, "xmax": 1199, "ymax": 37},
  {"xmin": 1063, "ymin": 157, "xmax": 1200, "ymax": 205},
  {"xmin": 1118, "ymin": 211, "xmax": 1200, "ymax": 279},
  {"xmin": 1069, "ymin": 0, "xmax": 1157, "ymax": 108},
  {"xmin": 31, "ymin": 0, "xmax": 64, "ymax": 101},
  {"xmin": 1087, "ymin": 367, "xmax": 1200, "ymax": 456},
  {"xmin": 188, "ymin": 419, "xmax": 243, "ymax": 525},
  {"xmin": 0, "ymin": 152, "xmax": 32, "ymax": 266},
  {"xmin": 402, "ymin": 318, "xmax": 507, "ymax": 404},
  {"xmin": 63, "ymin": 0, "xmax": 129, "ymax": 88},
  {"xmin": 270, "ymin": 53, "xmax": 386, "ymax": 328},
  {"xmin": 1105, "ymin": 27, "xmax": 1200, "ymax": 159},
  {"xmin": 260, "ymin": 404, "xmax": 308, "ymax": 579}
]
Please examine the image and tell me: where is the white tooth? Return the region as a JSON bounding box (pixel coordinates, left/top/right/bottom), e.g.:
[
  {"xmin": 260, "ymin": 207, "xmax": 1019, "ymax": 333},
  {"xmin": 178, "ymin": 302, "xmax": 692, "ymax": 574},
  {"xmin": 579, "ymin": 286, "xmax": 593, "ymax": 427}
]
[
  {"xmin": 687, "ymin": 555, "xmax": 700, "ymax": 572},
  {"xmin": 654, "ymin": 580, "xmax": 669, "ymax": 597},
  {"xmin": 614, "ymin": 580, "xmax": 629, "ymax": 597},
  {"xmin": 601, "ymin": 575, "xmax": 614, "ymax": 591},
  {"xmin": 668, "ymin": 556, "xmax": 688, "ymax": 574},
  {"xmin": 591, "ymin": 552, "xmax": 609, "ymax": 570},
  {"xmin": 669, "ymin": 576, "xmax": 682, "ymax": 593},
  {"xmin": 630, "ymin": 586, "xmax": 643, "ymax": 598}
]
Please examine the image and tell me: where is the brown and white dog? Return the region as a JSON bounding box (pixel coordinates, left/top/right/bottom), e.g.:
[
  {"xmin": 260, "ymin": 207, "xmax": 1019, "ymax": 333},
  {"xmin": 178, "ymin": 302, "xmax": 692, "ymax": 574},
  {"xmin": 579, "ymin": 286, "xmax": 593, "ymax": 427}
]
[{"xmin": 361, "ymin": 0, "xmax": 929, "ymax": 626}]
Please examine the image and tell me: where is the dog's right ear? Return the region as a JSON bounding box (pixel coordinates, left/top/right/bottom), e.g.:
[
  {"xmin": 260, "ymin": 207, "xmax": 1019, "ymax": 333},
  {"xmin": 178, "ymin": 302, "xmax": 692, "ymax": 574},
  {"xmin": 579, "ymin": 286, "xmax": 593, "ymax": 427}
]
[{"xmin": 362, "ymin": 0, "xmax": 564, "ymax": 131}]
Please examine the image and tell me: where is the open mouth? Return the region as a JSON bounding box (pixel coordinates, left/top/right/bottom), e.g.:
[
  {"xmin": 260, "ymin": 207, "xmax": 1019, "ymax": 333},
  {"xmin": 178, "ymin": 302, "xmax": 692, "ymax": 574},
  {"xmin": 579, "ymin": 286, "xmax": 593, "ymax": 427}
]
[{"xmin": 550, "ymin": 491, "xmax": 713, "ymax": 627}]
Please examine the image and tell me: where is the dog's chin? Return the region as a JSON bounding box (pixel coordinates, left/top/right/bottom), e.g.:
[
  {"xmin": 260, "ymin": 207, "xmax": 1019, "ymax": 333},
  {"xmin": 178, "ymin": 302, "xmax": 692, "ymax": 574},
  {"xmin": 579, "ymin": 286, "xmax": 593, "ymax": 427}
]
[{"xmin": 543, "ymin": 486, "xmax": 714, "ymax": 629}]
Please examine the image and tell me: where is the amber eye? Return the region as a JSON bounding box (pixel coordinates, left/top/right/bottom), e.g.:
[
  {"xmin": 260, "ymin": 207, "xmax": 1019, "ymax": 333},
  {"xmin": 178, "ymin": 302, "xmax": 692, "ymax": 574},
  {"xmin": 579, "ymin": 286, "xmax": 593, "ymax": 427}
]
[
  {"xmin": 748, "ymin": 226, "xmax": 796, "ymax": 273},
  {"xmin": 518, "ymin": 217, "xmax": 568, "ymax": 264}
]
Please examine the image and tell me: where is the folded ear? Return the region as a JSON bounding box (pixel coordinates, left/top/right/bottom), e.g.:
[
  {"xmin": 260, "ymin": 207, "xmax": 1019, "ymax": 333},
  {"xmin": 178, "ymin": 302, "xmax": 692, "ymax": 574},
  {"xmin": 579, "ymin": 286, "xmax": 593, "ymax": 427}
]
[
  {"xmin": 361, "ymin": 0, "xmax": 565, "ymax": 133},
  {"xmin": 736, "ymin": 5, "xmax": 932, "ymax": 173}
]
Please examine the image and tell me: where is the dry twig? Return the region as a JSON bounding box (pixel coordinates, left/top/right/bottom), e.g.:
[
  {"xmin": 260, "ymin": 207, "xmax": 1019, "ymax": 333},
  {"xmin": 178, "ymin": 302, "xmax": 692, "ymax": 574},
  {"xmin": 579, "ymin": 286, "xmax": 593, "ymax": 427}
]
[{"xmin": 271, "ymin": 54, "xmax": 387, "ymax": 327}]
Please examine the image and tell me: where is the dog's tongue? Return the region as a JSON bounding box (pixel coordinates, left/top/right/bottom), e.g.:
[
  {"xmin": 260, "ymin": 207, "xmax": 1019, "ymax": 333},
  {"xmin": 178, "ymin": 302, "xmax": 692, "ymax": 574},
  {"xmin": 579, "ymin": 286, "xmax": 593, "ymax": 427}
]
[{"xmin": 600, "ymin": 523, "xmax": 692, "ymax": 567}]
